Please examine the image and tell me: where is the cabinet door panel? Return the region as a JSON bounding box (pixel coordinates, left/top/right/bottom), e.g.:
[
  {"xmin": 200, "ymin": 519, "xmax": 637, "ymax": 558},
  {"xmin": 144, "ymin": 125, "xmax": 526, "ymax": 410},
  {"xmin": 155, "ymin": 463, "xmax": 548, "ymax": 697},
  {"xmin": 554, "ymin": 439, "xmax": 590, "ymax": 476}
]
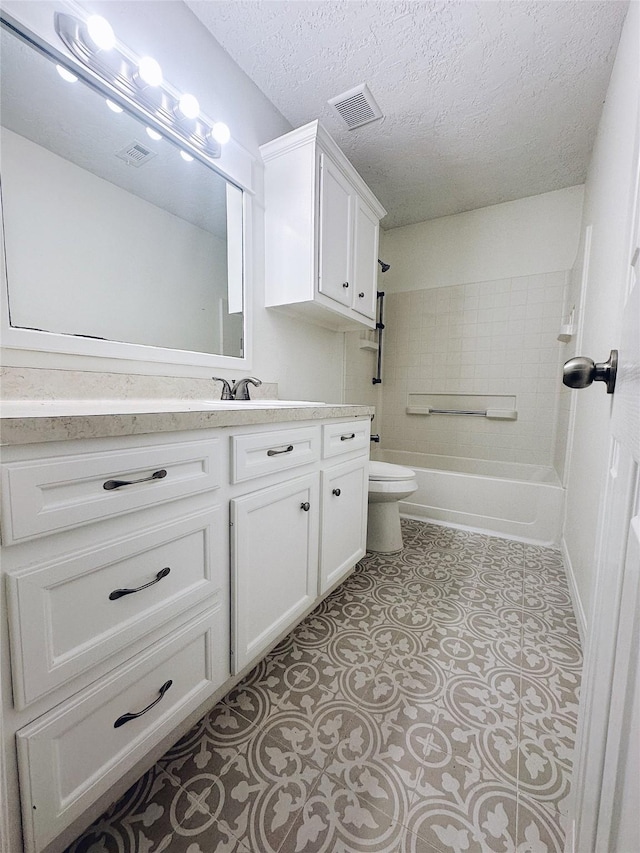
[
  {"xmin": 318, "ymin": 154, "xmax": 352, "ymax": 306},
  {"xmin": 320, "ymin": 458, "xmax": 368, "ymax": 594},
  {"xmin": 352, "ymin": 198, "xmax": 379, "ymax": 320},
  {"xmin": 231, "ymin": 473, "xmax": 319, "ymax": 672}
]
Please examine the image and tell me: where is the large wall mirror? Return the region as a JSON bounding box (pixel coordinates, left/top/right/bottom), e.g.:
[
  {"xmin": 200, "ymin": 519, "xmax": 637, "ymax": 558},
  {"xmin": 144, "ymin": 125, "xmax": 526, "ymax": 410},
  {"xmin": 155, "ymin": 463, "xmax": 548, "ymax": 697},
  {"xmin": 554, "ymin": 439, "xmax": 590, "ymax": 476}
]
[{"xmin": 0, "ymin": 18, "xmax": 248, "ymax": 367}]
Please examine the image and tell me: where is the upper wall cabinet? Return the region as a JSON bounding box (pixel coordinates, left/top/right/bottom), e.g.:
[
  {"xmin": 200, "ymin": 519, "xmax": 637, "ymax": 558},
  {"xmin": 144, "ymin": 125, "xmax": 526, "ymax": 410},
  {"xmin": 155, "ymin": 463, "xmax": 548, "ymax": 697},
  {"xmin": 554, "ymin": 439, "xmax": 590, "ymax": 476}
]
[{"xmin": 260, "ymin": 121, "xmax": 386, "ymax": 331}]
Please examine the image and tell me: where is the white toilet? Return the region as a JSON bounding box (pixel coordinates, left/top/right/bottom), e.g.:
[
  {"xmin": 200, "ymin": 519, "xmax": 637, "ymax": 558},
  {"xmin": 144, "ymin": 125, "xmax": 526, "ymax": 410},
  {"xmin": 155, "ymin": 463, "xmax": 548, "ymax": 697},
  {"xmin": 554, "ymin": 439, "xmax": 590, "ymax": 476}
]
[{"xmin": 367, "ymin": 461, "xmax": 418, "ymax": 553}]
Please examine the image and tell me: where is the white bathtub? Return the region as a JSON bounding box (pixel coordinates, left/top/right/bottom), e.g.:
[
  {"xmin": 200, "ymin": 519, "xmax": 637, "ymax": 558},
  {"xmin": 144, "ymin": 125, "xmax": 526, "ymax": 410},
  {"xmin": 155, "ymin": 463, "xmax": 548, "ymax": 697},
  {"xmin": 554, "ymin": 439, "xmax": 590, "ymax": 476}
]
[{"xmin": 378, "ymin": 450, "xmax": 564, "ymax": 546}]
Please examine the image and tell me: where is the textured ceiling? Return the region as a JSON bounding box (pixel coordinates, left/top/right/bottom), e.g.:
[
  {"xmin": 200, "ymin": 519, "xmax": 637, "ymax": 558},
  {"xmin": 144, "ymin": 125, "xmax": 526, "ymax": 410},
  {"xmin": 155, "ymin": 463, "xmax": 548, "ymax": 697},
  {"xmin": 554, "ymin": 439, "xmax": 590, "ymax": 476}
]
[{"xmin": 186, "ymin": 0, "xmax": 628, "ymax": 229}]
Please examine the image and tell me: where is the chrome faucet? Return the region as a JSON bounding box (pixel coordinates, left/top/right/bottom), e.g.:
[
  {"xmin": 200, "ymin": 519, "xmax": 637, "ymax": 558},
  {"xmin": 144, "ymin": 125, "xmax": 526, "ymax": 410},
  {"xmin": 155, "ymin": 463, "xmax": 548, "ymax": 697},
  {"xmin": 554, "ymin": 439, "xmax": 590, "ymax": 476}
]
[
  {"xmin": 212, "ymin": 377, "xmax": 233, "ymax": 400},
  {"xmin": 212, "ymin": 376, "xmax": 262, "ymax": 400},
  {"xmin": 231, "ymin": 377, "xmax": 262, "ymax": 400}
]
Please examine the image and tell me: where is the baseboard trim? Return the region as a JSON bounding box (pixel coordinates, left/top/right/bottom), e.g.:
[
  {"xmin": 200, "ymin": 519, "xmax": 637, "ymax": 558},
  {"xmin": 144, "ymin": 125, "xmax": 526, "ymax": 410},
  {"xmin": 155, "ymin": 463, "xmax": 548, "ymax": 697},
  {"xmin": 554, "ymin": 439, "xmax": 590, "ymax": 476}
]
[{"xmin": 560, "ymin": 535, "xmax": 587, "ymax": 646}]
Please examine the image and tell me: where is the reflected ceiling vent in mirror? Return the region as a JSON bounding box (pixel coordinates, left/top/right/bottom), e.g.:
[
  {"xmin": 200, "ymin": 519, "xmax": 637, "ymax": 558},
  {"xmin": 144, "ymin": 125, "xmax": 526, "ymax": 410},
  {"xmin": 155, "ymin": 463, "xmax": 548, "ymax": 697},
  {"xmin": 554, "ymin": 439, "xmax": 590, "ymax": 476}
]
[
  {"xmin": 328, "ymin": 84, "xmax": 383, "ymax": 130},
  {"xmin": 116, "ymin": 141, "xmax": 157, "ymax": 167}
]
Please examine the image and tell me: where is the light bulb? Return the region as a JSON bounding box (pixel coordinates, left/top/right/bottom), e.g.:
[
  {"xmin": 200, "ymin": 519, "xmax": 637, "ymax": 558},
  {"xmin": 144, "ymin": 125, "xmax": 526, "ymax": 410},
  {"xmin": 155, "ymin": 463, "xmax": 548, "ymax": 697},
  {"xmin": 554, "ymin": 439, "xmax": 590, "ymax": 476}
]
[
  {"xmin": 138, "ymin": 56, "xmax": 162, "ymax": 87},
  {"xmin": 56, "ymin": 65, "xmax": 78, "ymax": 83},
  {"xmin": 86, "ymin": 15, "xmax": 116, "ymax": 51},
  {"xmin": 178, "ymin": 93, "xmax": 199, "ymax": 119},
  {"xmin": 146, "ymin": 127, "xmax": 162, "ymax": 141},
  {"xmin": 180, "ymin": 151, "xmax": 194, "ymax": 162},
  {"xmin": 210, "ymin": 122, "xmax": 230, "ymax": 145},
  {"xmin": 106, "ymin": 99, "xmax": 123, "ymax": 114}
]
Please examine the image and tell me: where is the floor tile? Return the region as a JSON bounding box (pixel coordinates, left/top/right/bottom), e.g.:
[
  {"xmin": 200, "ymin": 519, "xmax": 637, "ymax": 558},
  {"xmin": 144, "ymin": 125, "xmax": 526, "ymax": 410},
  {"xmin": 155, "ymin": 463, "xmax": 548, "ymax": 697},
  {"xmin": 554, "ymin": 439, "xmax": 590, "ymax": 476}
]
[
  {"xmin": 278, "ymin": 772, "xmax": 406, "ymax": 852},
  {"xmin": 66, "ymin": 520, "xmax": 580, "ymax": 853}
]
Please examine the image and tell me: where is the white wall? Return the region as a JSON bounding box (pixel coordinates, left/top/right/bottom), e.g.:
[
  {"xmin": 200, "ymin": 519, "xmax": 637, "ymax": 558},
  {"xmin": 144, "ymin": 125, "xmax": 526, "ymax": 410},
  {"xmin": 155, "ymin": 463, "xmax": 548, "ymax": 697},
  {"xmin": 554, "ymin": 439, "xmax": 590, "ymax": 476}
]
[
  {"xmin": 0, "ymin": 0, "xmax": 345, "ymax": 402},
  {"xmin": 562, "ymin": 1, "xmax": 639, "ymax": 624},
  {"xmin": 380, "ymin": 186, "xmax": 584, "ymax": 292},
  {"xmin": 347, "ymin": 188, "xmax": 584, "ymax": 469}
]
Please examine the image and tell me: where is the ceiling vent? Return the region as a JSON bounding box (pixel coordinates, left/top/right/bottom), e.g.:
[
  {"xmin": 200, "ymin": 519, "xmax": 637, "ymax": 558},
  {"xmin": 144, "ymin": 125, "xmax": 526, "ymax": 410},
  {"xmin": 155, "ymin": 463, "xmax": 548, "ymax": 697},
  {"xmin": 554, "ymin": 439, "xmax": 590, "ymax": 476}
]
[
  {"xmin": 328, "ymin": 84, "xmax": 383, "ymax": 130},
  {"xmin": 115, "ymin": 140, "xmax": 157, "ymax": 167}
]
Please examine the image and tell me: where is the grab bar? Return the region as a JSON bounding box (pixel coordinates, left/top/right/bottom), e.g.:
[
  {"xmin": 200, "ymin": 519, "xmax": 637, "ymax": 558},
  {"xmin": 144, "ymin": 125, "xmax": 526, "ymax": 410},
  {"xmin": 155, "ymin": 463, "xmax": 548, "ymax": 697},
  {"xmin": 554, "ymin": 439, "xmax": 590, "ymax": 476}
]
[
  {"xmin": 405, "ymin": 406, "xmax": 517, "ymax": 420},
  {"xmin": 372, "ymin": 291, "xmax": 384, "ymax": 385},
  {"xmin": 430, "ymin": 408, "xmax": 487, "ymax": 416}
]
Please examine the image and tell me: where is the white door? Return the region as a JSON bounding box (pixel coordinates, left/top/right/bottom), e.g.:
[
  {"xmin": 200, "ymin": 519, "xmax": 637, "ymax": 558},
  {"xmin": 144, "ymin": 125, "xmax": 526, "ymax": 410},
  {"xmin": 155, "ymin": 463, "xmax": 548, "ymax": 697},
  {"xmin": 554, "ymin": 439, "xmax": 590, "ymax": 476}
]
[
  {"xmin": 230, "ymin": 473, "xmax": 319, "ymax": 673},
  {"xmin": 317, "ymin": 153, "xmax": 353, "ymax": 307},
  {"xmin": 569, "ymin": 137, "xmax": 640, "ymax": 851}
]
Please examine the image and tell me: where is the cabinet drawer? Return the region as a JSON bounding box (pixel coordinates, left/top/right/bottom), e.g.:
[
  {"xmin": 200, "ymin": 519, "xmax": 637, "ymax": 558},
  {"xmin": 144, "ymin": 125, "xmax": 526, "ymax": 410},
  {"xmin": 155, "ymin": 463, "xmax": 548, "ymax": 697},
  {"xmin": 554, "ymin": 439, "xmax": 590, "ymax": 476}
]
[
  {"xmin": 7, "ymin": 508, "xmax": 226, "ymax": 709},
  {"xmin": 322, "ymin": 420, "xmax": 370, "ymax": 458},
  {"xmin": 17, "ymin": 606, "xmax": 226, "ymax": 853},
  {"xmin": 231, "ymin": 425, "xmax": 320, "ymax": 483},
  {"xmin": 1, "ymin": 437, "xmax": 221, "ymax": 545}
]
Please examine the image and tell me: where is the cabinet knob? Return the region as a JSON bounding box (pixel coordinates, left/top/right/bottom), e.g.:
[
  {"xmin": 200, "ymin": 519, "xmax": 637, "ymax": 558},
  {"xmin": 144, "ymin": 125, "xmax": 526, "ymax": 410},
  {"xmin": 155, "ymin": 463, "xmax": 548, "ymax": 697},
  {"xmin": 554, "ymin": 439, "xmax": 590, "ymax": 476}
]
[
  {"xmin": 342, "ymin": 281, "xmax": 349, "ymax": 288},
  {"xmin": 358, "ymin": 292, "xmax": 365, "ymax": 298},
  {"xmin": 332, "ymin": 488, "xmax": 341, "ymax": 497},
  {"xmin": 300, "ymin": 501, "xmax": 311, "ymax": 512}
]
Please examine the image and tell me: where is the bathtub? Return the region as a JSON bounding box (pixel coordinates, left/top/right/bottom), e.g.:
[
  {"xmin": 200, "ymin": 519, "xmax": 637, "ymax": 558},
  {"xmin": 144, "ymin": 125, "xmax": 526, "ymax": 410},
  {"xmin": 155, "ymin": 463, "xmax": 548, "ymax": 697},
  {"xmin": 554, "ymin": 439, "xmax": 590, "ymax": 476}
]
[{"xmin": 377, "ymin": 450, "xmax": 564, "ymax": 546}]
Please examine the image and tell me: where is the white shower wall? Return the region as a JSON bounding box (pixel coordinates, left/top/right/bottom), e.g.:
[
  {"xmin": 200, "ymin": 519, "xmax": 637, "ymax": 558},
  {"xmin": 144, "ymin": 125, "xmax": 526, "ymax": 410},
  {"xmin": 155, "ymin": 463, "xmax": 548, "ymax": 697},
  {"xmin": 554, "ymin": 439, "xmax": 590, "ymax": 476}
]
[
  {"xmin": 343, "ymin": 187, "xmax": 585, "ymax": 469},
  {"xmin": 378, "ymin": 272, "xmax": 568, "ymax": 465}
]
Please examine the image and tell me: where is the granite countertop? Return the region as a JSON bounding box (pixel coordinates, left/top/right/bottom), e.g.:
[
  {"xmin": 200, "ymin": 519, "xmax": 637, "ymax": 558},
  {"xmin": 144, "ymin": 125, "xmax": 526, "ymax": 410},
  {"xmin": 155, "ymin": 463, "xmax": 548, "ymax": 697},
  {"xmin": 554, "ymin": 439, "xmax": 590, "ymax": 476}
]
[{"xmin": 0, "ymin": 399, "xmax": 375, "ymax": 445}]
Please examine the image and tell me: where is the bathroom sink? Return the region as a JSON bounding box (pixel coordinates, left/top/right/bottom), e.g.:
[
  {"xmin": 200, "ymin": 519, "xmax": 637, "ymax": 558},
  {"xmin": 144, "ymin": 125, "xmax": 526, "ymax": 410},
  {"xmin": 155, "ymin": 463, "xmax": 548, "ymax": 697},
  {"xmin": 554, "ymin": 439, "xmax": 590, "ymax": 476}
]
[{"xmin": 0, "ymin": 399, "xmax": 330, "ymax": 417}]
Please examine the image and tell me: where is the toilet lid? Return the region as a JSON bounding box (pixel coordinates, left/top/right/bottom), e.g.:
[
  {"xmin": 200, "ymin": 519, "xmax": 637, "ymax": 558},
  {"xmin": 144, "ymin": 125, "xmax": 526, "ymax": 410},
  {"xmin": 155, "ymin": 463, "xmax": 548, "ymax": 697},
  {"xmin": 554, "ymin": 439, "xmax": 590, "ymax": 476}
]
[{"xmin": 369, "ymin": 461, "xmax": 416, "ymax": 481}]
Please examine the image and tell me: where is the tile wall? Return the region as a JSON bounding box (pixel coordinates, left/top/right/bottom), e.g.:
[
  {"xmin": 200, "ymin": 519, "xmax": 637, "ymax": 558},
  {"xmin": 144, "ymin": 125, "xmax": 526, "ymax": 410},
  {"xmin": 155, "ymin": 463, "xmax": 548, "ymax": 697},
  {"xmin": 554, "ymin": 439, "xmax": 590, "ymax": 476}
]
[{"xmin": 370, "ymin": 272, "xmax": 569, "ymax": 466}]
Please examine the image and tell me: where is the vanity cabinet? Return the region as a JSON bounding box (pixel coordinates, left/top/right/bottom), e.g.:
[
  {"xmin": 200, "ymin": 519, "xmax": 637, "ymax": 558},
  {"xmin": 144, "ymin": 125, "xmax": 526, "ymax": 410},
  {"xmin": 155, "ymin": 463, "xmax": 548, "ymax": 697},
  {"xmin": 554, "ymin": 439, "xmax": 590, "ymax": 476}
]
[
  {"xmin": 0, "ymin": 410, "xmax": 371, "ymax": 853},
  {"xmin": 320, "ymin": 458, "xmax": 368, "ymax": 594},
  {"xmin": 261, "ymin": 120, "xmax": 386, "ymax": 331},
  {"xmin": 1, "ymin": 431, "xmax": 230, "ymax": 853},
  {"xmin": 231, "ymin": 473, "xmax": 320, "ymax": 672}
]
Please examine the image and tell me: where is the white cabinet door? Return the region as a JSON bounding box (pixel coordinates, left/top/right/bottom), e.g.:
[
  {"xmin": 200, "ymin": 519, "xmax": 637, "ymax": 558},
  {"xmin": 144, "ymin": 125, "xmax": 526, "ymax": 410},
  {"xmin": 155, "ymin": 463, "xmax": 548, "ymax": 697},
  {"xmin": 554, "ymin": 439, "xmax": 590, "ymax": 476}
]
[
  {"xmin": 318, "ymin": 153, "xmax": 353, "ymax": 307},
  {"xmin": 352, "ymin": 197, "xmax": 379, "ymax": 320},
  {"xmin": 320, "ymin": 457, "xmax": 368, "ymax": 594},
  {"xmin": 231, "ymin": 473, "xmax": 319, "ymax": 673}
]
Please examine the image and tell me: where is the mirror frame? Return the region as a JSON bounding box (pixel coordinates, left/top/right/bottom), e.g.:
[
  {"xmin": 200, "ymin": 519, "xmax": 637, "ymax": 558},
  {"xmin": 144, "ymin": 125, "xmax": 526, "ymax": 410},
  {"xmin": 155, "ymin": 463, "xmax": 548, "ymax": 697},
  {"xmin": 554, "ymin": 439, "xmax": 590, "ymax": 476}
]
[{"xmin": 0, "ymin": 10, "xmax": 256, "ymax": 376}]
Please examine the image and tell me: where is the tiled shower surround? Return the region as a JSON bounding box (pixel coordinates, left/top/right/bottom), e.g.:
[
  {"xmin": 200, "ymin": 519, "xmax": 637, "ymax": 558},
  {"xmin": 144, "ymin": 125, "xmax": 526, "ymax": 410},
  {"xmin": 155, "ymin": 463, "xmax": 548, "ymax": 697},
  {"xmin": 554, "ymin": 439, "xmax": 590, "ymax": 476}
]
[
  {"xmin": 376, "ymin": 273, "xmax": 568, "ymax": 465},
  {"xmin": 66, "ymin": 520, "xmax": 580, "ymax": 853}
]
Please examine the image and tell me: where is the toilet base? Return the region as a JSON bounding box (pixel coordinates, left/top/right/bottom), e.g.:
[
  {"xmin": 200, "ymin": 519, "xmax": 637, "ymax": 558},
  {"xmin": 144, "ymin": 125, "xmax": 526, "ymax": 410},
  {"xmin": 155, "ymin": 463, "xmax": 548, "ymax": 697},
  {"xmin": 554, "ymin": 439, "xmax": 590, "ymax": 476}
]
[{"xmin": 366, "ymin": 501, "xmax": 404, "ymax": 553}]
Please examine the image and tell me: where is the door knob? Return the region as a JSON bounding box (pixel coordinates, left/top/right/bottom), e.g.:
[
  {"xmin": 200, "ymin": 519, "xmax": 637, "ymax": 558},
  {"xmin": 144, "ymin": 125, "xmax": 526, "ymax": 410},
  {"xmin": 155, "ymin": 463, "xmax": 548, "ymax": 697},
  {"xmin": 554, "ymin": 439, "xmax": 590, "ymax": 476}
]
[{"xmin": 562, "ymin": 350, "xmax": 618, "ymax": 394}]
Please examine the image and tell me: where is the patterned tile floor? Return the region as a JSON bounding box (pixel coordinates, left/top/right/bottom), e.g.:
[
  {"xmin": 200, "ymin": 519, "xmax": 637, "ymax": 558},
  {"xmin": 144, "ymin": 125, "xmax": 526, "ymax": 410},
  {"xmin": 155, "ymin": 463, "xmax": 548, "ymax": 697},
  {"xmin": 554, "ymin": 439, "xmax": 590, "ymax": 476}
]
[{"xmin": 66, "ymin": 520, "xmax": 582, "ymax": 853}]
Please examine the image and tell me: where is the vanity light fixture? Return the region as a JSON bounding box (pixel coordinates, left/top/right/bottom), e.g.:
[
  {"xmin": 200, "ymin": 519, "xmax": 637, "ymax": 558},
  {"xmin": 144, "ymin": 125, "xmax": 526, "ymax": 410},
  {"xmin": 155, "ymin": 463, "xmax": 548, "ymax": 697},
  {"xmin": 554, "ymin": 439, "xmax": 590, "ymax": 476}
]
[
  {"xmin": 56, "ymin": 64, "xmax": 78, "ymax": 83},
  {"xmin": 105, "ymin": 99, "xmax": 123, "ymax": 113},
  {"xmin": 180, "ymin": 151, "xmax": 194, "ymax": 162},
  {"xmin": 211, "ymin": 121, "xmax": 231, "ymax": 145},
  {"xmin": 177, "ymin": 93, "xmax": 200, "ymax": 120},
  {"xmin": 54, "ymin": 11, "xmax": 231, "ymax": 161},
  {"xmin": 85, "ymin": 15, "xmax": 116, "ymax": 51},
  {"xmin": 137, "ymin": 56, "xmax": 162, "ymax": 88},
  {"xmin": 146, "ymin": 127, "xmax": 162, "ymax": 141}
]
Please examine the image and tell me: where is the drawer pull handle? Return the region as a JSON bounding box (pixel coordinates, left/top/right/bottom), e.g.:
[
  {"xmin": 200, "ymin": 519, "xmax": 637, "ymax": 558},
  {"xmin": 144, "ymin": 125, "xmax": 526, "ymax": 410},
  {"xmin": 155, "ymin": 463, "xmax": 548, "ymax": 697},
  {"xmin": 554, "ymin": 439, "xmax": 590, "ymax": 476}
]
[
  {"xmin": 340, "ymin": 433, "xmax": 356, "ymax": 441},
  {"xmin": 109, "ymin": 567, "xmax": 171, "ymax": 601},
  {"xmin": 342, "ymin": 281, "xmax": 349, "ymax": 288},
  {"xmin": 332, "ymin": 488, "xmax": 341, "ymax": 497},
  {"xmin": 267, "ymin": 444, "xmax": 294, "ymax": 457},
  {"xmin": 114, "ymin": 680, "xmax": 173, "ymax": 728},
  {"xmin": 300, "ymin": 501, "xmax": 311, "ymax": 512},
  {"xmin": 104, "ymin": 469, "xmax": 167, "ymax": 490}
]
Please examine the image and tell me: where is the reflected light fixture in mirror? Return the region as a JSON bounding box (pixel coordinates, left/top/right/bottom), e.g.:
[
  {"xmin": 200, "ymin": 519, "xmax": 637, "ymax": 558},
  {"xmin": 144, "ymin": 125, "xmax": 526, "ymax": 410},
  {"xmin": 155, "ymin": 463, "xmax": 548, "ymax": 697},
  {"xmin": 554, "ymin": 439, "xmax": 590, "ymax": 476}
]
[{"xmin": 54, "ymin": 12, "xmax": 230, "ymax": 163}]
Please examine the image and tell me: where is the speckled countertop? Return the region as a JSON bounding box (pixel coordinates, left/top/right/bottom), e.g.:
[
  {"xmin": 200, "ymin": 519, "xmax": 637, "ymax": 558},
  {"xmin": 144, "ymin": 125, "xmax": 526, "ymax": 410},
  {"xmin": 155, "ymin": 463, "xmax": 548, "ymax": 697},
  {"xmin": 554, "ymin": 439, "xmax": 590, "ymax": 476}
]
[{"xmin": 0, "ymin": 400, "xmax": 375, "ymax": 445}]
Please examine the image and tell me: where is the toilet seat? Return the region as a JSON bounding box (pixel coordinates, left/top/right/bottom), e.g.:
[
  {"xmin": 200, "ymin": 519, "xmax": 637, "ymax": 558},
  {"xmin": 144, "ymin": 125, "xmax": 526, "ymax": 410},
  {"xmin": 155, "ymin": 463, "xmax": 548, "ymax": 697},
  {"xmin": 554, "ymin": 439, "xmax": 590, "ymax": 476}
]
[{"xmin": 369, "ymin": 461, "xmax": 416, "ymax": 481}]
